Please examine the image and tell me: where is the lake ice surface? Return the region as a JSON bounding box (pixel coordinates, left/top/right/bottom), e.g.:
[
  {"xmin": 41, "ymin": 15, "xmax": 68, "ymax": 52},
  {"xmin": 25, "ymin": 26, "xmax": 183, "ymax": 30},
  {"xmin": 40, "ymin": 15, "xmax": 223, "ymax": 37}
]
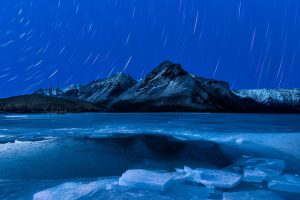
[{"xmin": 0, "ymin": 113, "xmax": 299, "ymax": 199}]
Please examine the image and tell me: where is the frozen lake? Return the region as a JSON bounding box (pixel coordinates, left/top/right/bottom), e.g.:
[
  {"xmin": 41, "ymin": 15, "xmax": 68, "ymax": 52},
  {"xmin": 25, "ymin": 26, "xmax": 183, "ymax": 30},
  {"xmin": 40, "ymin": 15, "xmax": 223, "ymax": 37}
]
[{"xmin": 0, "ymin": 113, "xmax": 300, "ymax": 199}]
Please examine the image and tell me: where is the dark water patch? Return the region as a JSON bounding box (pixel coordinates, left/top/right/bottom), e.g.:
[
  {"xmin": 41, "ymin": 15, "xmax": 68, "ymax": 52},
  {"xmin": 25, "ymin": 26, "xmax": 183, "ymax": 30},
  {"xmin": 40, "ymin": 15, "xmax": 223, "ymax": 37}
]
[
  {"xmin": 80, "ymin": 134, "xmax": 233, "ymax": 168},
  {"xmin": 0, "ymin": 134, "xmax": 238, "ymax": 180}
]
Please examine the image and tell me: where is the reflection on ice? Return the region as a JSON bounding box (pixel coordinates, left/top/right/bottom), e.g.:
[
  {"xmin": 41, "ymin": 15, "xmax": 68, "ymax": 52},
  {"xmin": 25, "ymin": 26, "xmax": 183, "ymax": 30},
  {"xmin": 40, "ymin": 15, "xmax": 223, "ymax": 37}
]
[{"xmin": 4, "ymin": 115, "xmax": 29, "ymax": 119}]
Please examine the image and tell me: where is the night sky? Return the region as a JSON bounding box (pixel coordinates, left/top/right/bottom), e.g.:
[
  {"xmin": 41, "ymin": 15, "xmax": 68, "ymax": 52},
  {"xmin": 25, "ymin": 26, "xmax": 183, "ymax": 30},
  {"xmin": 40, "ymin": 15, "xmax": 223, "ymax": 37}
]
[{"xmin": 0, "ymin": 0, "xmax": 299, "ymax": 97}]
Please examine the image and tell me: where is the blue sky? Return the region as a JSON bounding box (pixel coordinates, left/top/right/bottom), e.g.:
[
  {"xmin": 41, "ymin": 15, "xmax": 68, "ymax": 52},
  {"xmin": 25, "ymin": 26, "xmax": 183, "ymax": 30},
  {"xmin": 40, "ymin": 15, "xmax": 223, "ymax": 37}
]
[{"xmin": 0, "ymin": 0, "xmax": 299, "ymax": 97}]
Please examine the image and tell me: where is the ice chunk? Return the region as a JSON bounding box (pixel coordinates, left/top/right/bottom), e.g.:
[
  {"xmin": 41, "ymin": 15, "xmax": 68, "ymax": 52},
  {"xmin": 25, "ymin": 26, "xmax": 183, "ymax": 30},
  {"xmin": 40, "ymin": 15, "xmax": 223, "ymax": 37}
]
[
  {"xmin": 238, "ymin": 158, "xmax": 285, "ymax": 171},
  {"xmin": 236, "ymin": 158, "xmax": 285, "ymax": 178},
  {"xmin": 186, "ymin": 168, "xmax": 242, "ymax": 189},
  {"xmin": 197, "ymin": 168, "xmax": 242, "ymax": 188},
  {"xmin": 33, "ymin": 178, "xmax": 118, "ymax": 200},
  {"xmin": 223, "ymin": 190, "xmax": 282, "ymax": 200},
  {"xmin": 119, "ymin": 169, "xmax": 174, "ymax": 192},
  {"xmin": 183, "ymin": 166, "xmax": 194, "ymax": 174},
  {"xmin": 268, "ymin": 174, "xmax": 300, "ymax": 194},
  {"xmin": 171, "ymin": 172, "xmax": 186, "ymax": 183},
  {"xmin": 243, "ymin": 169, "xmax": 268, "ymax": 183},
  {"xmin": 175, "ymin": 168, "xmax": 185, "ymax": 173}
]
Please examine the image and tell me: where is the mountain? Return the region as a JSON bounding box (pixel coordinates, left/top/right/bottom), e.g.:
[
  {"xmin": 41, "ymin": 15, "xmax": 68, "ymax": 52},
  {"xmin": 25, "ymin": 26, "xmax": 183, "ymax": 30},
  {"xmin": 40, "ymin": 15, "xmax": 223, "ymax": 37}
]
[
  {"xmin": 35, "ymin": 73, "xmax": 137, "ymax": 106},
  {"xmin": 10, "ymin": 61, "xmax": 298, "ymax": 113},
  {"xmin": 234, "ymin": 89, "xmax": 300, "ymax": 113},
  {"xmin": 0, "ymin": 94, "xmax": 102, "ymax": 113},
  {"xmin": 110, "ymin": 61, "xmax": 254, "ymax": 112}
]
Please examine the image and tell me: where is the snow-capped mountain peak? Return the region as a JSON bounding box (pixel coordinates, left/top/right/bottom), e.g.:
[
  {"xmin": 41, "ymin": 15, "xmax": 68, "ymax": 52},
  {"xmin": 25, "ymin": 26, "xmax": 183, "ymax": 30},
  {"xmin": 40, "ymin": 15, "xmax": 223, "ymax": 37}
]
[{"xmin": 234, "ymin": 89, "xmax": 300, "ymax": 106}]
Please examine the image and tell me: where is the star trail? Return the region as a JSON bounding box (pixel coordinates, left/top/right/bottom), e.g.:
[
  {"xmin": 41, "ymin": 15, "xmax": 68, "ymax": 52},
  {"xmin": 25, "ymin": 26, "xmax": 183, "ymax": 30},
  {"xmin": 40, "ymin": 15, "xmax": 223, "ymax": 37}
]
[{"xmin": 0, "ymin": 0, "xmax": 299, "ymax": 97}]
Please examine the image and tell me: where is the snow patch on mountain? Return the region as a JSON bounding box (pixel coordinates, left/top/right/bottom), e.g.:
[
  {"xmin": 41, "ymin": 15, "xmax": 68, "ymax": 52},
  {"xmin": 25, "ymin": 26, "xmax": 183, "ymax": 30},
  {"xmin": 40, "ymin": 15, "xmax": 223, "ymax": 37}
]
[
  {"xmin": 35, "ymin": 88, "xmax": 63, "ymax": 96},
  {"xmin": 34, "ymin": 73, "xmax": 137, "ymax": 104},
  {"xmin": 234, "ymin": 89, "xmax": 300, "ymax": 105}
]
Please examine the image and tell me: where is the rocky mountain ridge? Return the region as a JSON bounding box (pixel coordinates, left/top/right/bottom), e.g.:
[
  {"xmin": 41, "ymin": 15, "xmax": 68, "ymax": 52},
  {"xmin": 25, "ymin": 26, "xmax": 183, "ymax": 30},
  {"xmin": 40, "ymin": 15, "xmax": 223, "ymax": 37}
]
[{"xmin": 1, "ymin": 61, "xmax": 299, "ymax": 113}]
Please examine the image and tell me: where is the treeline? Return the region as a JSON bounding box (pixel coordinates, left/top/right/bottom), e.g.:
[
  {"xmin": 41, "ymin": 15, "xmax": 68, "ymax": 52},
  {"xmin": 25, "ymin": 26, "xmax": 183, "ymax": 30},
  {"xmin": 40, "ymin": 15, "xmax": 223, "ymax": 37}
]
[{"xmin": 0, "ymin": 95, "xmax": 101, "ymax": 113}]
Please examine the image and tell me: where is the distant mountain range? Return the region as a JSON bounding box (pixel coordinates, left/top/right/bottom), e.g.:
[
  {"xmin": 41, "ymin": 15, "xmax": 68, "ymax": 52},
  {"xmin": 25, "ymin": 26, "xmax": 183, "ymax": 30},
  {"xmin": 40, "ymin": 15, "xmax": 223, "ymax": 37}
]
[{"xmin": 1, "ymin": 61, "xmax": 299, "ymax": 113}]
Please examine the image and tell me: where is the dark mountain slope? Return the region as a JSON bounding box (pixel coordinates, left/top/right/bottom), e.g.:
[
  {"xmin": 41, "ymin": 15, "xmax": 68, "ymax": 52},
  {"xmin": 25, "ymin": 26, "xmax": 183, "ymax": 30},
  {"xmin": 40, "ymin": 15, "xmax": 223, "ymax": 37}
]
[{"xmin": 110, "ymin": 61, "xmax": 260, "ymax": 112}]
